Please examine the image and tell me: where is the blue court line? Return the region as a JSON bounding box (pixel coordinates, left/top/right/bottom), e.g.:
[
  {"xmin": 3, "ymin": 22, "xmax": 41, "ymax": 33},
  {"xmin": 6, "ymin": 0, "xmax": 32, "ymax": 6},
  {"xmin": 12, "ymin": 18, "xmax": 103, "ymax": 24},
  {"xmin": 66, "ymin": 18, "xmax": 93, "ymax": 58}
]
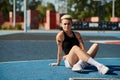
[{"xmin": 0, "ymin": 58, "xmax": 120, "ymax": 80}]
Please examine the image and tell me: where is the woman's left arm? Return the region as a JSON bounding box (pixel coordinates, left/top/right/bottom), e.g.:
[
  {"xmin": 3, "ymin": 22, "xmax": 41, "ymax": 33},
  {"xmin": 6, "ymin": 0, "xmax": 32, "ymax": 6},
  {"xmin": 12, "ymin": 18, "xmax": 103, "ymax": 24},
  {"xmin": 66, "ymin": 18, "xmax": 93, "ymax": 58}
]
[{"xmin": 75, "ymin": 32, "xmax": 86, "ymax": 52}]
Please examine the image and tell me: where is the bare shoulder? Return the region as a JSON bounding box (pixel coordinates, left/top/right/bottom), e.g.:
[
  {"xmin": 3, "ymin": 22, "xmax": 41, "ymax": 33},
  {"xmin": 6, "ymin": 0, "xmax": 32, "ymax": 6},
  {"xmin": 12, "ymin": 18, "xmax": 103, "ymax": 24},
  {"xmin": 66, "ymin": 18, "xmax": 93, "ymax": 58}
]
[
  {"xmin": 56, "ymin": 31, "xmax": 64, "ymax": 40},
  {"xmin": 74, "ymin": 31, "xmax": 83, "ymax": 42},
  {"xmin": 56, "ymin": 31, "xmax": 63, "ymax": 37},
  {"xmin": 74, "ymin": 31, "xmax": 81, "ymax": 37}
]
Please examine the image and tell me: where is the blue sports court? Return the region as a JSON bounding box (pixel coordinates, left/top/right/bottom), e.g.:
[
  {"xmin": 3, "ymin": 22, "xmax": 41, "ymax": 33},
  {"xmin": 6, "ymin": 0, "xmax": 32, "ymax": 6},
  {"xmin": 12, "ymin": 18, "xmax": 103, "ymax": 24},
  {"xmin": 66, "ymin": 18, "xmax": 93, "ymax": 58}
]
[{"xmin": 0, "ymin": 30, "xmax": 120, "ymax": 80}]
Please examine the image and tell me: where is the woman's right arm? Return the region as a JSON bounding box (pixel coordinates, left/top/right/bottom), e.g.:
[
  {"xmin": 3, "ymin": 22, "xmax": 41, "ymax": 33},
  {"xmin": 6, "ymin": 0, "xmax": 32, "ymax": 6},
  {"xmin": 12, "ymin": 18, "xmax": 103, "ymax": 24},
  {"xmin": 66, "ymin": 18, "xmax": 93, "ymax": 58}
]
[
  {"xmin": 56, "ymin": 39, "xmax": 63, "ymax": 65},
  {"xmin": 49, "ymin": 32, "xmax": 63, "ymax": 66},
  {"xmin": 56, "ymin": 32, "xmax": 63, "ymax": 65}
]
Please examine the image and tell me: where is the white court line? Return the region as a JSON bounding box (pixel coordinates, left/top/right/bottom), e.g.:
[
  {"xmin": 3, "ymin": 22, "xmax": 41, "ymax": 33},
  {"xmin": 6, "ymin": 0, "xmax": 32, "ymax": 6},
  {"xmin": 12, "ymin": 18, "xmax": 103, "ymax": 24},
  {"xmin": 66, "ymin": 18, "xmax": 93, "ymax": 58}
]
[
  {"xmin": 0, "ymin": 59, "xmax": 56, "ymax": 64},
  {"xmin": 89, "ymin": 40, "xmax": 120, "ymax": 44}
]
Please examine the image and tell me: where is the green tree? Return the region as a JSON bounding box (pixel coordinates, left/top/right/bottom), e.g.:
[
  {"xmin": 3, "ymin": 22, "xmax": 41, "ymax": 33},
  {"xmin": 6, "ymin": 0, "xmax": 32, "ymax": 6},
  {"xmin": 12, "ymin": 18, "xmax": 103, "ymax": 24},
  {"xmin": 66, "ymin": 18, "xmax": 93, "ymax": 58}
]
[
  {"xmin": 67, "ymin": 0, "xmax": 120, "ymax": 21},
  {"xmin": 115, "ymin": 0, "xmax": 120, "ymax": 17},
  {"xmin": 103, "ymin": 0, "xmax": 120, "ymax": 21},
  {"xmin": 0, "ymin": 0, "xmax": 12, "ymax": 21},
  {"xmin": 36, "ymin": 2, "xmax": 56, "ymax": 24},
  {"xmin": 28, "ymin": 0, "xmax": 41, "ymax": 10},
  {"xmin": 67, "ymin": 0, "xmax": 98, "ymax": 20},
  {"xmin": 104, "ymin": 1, "xmax": 112, "ymax": 21},
  {"xmin": 46, "ymin": 3, "xmax": 56, "ymax": 11},
  {"xmin": 36, "ymin": 4, "xmax": 46, "ymax": 22}
]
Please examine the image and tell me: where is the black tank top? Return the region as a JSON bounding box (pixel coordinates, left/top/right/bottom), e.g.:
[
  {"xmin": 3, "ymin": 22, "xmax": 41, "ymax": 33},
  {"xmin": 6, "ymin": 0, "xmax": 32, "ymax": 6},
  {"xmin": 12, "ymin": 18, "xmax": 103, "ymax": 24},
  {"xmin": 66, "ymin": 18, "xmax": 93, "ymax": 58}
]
[{"xmin": 62, "ymin": 31, "xmax": 79, "ymax": 55}]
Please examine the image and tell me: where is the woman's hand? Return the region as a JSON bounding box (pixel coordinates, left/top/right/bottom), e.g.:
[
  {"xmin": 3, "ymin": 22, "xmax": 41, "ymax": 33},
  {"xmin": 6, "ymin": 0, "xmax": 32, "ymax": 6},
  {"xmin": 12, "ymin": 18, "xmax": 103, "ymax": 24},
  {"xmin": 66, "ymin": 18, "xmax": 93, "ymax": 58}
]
[{"xmin": 49, "ymin": 63, "xmax": 59, "ymax": 66}]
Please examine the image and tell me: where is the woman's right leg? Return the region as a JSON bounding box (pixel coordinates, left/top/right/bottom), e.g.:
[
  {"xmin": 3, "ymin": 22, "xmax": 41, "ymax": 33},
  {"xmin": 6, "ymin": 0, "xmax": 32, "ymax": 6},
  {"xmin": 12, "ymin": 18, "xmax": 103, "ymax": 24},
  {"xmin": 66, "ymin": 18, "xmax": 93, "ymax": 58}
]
[
  {"xmin": 65, "ymin": 45, "xmax": 92, "ymax": 70},
  {"xmin": 66, "ymin": 45, "xmax": 90, "ymax": 67}
]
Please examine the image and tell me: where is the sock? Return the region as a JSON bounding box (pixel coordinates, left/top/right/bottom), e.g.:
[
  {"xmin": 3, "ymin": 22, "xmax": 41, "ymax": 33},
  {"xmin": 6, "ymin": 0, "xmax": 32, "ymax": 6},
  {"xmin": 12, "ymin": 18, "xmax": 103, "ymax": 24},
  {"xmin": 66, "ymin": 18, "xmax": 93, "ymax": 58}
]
[
  {"xmin": 76, "ymin": 60, "xmax": 83, "ymax": 65},
  {"xmin": 75, "ymin": 60, "xmax": 87, "ymax": 68},
  {"xmin": 87, "ymin": 57, "xmax": 102, "ymax": 70}
]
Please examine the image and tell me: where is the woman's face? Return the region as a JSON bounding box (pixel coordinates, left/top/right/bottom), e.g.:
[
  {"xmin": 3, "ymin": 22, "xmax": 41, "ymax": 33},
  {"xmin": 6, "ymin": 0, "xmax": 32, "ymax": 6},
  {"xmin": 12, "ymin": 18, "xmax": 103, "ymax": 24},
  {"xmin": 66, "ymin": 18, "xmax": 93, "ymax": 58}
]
[{"xmin": 61, "ymin": 19, "xmax": 72, "ymax": 32}]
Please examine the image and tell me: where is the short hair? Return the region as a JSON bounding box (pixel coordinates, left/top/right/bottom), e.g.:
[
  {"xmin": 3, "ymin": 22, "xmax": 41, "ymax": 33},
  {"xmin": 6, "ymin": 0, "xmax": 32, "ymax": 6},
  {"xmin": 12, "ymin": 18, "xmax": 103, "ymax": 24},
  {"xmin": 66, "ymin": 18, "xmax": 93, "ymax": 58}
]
[{"xmin": 61, "ymin": 14, "xmax": 72, "ymax": 21}]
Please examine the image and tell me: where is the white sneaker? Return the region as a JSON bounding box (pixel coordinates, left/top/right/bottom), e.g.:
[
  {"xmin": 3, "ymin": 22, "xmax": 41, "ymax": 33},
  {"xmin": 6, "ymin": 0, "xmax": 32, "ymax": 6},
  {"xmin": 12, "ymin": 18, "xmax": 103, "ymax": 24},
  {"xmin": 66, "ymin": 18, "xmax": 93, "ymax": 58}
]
[
  {"xmin": 98, "ymin": 64, "xmax": 109, "ymax": 74},
  {"xmin": 72, "ymin": 64, "xmax": 83, "ymax": 71}
]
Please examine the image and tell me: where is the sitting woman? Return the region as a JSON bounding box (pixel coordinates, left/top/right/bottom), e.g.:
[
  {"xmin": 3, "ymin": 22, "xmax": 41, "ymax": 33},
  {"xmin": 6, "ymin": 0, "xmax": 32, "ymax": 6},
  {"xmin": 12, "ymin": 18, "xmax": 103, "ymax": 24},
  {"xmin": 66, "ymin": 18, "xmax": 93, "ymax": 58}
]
[{"xmin": 50, "ymin": 14, "xmax": 109, "ymax": 74}]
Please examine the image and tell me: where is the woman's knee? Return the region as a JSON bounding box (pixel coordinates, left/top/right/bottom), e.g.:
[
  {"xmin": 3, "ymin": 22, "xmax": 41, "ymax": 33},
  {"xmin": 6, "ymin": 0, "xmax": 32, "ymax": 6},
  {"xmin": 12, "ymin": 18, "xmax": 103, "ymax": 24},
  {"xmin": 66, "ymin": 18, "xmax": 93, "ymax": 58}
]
[
  {"xmin": 71, "ymin": 45, "xmax": 81, "ymax": 51},
  {"xmin": 72, "ymin": 45, "xmax": 78, "ymax": 48},
  {"xmin": 93, "ymin": 43, "xmax": 99, "ymax": 48}
]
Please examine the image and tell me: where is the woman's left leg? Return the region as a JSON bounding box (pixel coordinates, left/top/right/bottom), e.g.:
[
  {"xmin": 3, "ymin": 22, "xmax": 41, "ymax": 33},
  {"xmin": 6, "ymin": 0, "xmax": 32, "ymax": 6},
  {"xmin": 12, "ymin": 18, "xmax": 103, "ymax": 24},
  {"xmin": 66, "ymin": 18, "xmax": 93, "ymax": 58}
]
[
  {"xmin": 77, "ymin": 43, "xmax": 99, "ymax": 68},
  {"xmin": 87, "ymin": 43, "xmax": 99, "ymax": 58},
  {"xmin": 73, "ymin": 43, "xmax": 99, "ymax": 69},
  {"xmin": 66, "ymin": 45, "xmax": 109, "ymax": 74}
]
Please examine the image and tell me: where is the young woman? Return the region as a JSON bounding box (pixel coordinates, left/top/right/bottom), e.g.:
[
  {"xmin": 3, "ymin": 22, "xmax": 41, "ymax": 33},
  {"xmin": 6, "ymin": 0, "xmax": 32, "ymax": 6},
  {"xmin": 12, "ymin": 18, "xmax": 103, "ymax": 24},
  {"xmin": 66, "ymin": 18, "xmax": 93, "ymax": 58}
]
[{"xmin": 50, "ymin": 14, "xmax": 109, "ymax": 74}]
